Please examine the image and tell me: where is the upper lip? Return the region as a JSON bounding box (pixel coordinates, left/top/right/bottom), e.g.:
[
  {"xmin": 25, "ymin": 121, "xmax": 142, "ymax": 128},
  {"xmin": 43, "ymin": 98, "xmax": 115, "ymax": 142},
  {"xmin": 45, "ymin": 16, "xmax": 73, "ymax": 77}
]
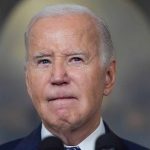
[{"xmin": 48, "ymin": 96, "xmax": 76, "ymax": 101}]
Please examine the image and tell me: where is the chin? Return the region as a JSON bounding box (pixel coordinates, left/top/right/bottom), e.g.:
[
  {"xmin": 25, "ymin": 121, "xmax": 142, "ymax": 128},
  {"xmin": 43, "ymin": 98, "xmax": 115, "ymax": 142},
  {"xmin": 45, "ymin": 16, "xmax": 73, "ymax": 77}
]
[{"xmin": 44, "ymin": 116, "xmax": 80, "ymax": 132}]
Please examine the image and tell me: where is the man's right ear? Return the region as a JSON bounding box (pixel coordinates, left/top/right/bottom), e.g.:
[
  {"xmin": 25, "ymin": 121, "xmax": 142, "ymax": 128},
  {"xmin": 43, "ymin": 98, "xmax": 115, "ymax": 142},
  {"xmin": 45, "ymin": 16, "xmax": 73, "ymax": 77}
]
[{"xmin": 25, "ymin": 69, "xmax": 32, "ymax": 99}]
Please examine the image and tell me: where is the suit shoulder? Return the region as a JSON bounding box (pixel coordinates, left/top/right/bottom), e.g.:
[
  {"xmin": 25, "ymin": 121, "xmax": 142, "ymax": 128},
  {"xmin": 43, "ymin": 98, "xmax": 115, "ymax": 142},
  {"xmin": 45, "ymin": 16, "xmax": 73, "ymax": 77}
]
[
  {"xmin": 104, "ymin": 122, "xmax": 149, "ymax": 150},
  {"xmin": 0, "ymin": 138, "xmax": 23, "ymax": 150},
  {"xmin": 0, "ymin": 125, "xmax": 41, "ymax": 150},
  {"xmin": 122, "ymin": 138, "xmax": 150, "ymax": 150}
]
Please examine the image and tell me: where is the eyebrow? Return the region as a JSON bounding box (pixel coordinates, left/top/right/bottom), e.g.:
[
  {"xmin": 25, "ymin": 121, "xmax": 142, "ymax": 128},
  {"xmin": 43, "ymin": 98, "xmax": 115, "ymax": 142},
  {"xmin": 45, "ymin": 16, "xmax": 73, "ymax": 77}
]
[
  {"xmin": 33, "ymin": 53, "xmax": 52, "ymax": 60},
  {"xmin": 66, "ymin": 52, "xmax": 87, "ymax": 56},
  {"xmin": 32, "ymin": 50, "xmax": 89, "ymax": 60}
]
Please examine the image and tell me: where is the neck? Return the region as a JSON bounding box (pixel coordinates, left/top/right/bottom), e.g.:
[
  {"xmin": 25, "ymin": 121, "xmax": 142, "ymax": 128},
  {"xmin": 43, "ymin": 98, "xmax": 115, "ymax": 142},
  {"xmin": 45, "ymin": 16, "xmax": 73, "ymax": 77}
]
[{"xmin": 44, "ymin": 117, "xmax": 101, "ymax": 146}]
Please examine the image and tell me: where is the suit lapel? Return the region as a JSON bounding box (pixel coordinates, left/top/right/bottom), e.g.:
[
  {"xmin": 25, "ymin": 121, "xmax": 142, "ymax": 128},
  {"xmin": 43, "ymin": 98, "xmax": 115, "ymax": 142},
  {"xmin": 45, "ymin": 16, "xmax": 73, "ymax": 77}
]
[
  {"xmin": 95, "ymin": 122, "xmax": 127, "ymax": 150},
  {"xmin": 14, "ymin": 125, "xmax": 41, "ymax": 150}
]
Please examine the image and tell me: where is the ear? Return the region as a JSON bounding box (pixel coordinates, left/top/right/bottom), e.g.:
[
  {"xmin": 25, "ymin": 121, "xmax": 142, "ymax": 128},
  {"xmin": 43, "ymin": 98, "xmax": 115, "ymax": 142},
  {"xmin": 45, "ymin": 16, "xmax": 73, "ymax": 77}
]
[
  {"xmin": 25, "ymin": 68, "xmax": 32, "ymax": 99},
  {"xmin": 103, "ymin": 59, "xmax": 116, "ymax": 96}
]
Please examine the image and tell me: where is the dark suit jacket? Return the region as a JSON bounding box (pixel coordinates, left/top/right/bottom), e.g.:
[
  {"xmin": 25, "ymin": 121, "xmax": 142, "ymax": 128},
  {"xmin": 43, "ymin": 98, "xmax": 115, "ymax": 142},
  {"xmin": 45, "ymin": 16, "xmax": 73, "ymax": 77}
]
[{"xmin": 0, "ymin": 123, "xmax": 149, "ymax": 150}]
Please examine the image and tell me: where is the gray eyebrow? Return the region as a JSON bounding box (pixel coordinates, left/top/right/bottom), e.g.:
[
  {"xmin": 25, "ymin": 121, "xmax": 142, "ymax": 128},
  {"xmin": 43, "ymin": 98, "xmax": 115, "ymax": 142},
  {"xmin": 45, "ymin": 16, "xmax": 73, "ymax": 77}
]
[
  {"xmin": 32, "ymin": 54, "xmax": 52, "ymax": 62},
  {"xmin": 65, "ymin": 52, "xmax": 87, "ymax": 56}
]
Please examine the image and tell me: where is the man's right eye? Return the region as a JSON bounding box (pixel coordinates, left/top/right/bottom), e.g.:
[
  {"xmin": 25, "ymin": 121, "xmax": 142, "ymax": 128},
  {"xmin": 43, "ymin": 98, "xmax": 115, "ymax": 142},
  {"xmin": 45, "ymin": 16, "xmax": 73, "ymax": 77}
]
[{"xmin": 37, "ymin": 59, "xmax": 51, "ymax": 64}]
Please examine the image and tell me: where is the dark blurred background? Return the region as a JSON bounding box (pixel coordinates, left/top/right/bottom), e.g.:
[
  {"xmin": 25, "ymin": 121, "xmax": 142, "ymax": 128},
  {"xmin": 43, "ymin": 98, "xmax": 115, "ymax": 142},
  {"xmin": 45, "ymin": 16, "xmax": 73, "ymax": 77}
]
[{"xmin": 0, "ymin": 0, "xmax": 150, "ymax": 148}]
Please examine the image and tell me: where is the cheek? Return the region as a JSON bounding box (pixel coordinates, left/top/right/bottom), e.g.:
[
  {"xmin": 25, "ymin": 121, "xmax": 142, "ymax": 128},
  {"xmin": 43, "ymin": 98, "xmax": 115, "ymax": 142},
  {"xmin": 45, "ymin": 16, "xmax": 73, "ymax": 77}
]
[
  {"xmin": 27, "ymin": 71, "xmax": 50, "ymax": 117},
  {"xmin": 72, "ymin": 65, "xmax": 104, "ymax": 90},
  {"xmin": 70, "ymin": 66, "xmax": 104, "ymax": 106},
  {"xmin": 27, "ymin": 70, "xmax": 48, "ymax": 101}
]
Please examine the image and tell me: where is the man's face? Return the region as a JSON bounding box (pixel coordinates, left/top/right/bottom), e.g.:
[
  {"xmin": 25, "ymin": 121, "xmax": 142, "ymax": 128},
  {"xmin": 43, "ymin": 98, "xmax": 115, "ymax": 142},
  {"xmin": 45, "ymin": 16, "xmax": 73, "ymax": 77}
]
[{"xmin": 26, "ymin": 14, "xmax": 115, "ymax": 133}]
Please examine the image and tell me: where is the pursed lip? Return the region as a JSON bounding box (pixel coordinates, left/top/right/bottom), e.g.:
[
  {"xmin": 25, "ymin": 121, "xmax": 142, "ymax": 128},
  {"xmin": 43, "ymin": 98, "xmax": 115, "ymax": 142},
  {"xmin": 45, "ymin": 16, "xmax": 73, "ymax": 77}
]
[{"xmin": 47, "ymin": 96, "xmax": 77, "ymax": 102}]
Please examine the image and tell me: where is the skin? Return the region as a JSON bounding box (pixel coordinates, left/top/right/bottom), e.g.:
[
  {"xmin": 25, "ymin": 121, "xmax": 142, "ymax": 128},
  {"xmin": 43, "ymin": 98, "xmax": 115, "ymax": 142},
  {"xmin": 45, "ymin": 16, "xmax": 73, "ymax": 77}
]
[{"xmin": 25, "ymin": 13, "xmax": 116, "ymax": 145}]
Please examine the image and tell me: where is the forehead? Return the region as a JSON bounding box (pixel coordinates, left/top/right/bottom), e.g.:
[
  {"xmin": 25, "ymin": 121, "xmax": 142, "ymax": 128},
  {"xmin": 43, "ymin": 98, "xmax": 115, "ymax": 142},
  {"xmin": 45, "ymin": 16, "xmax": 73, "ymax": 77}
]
[
  {"xmin": 30, "ymin": 13, "xmax": 99, "ymax": 38},
  {"xmin": 32, "ymin": 13, "xmax": 93, "ymax": 28},
  {"xmin": 28, "ymin": 14, "xmax": 100, "ymax": 54}
]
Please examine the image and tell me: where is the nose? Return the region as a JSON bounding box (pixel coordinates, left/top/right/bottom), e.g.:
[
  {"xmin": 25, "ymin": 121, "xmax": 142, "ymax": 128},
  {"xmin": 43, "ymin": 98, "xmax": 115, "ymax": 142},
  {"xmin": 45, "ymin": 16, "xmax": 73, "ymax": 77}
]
[{"xmin": 50, "ymin": 59, "xmax": 69, "ymax": 86}]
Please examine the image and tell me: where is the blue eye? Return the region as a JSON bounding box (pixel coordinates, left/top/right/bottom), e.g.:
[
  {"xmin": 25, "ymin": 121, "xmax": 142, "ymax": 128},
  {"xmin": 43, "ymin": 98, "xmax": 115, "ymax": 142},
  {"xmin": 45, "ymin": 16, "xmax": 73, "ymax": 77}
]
[{"xmin": 38, "ymin": 59, "xmax": 51, "ymax": 64}]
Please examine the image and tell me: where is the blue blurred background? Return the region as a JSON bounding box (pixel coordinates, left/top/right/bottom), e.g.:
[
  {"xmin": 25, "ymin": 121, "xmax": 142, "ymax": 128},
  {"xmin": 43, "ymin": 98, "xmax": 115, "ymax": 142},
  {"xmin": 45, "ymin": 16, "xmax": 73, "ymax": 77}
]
[{"xmin": 0, "ymin": 0, "xmax": 150, "ymax": 148}]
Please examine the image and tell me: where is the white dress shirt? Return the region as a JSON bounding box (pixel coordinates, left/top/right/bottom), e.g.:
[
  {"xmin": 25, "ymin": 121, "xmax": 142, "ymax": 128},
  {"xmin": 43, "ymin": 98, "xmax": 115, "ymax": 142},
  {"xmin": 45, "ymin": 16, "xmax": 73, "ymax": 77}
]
[{"xmin": 41, "ymin": 118, "xmax": 105, "ymax": 150}]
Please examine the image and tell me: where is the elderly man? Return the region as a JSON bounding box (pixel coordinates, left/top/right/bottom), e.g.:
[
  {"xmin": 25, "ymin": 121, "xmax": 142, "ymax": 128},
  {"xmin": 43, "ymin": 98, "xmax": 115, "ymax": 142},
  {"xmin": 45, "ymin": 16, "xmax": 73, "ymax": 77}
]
[{"xmin": 0, "ymin": 4, "xmax": 148, "ymax": 150}]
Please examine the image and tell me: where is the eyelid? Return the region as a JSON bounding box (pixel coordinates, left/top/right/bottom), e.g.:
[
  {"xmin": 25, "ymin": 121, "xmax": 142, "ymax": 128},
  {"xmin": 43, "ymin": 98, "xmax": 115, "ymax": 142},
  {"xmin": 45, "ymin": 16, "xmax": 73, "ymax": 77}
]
[
  {"xmin": 34, "ymin": 56, "xmax": 52, "ymax": 66},
  {"xmin": 37, "ymin": 58, "xmax": 50, "ymax": 63},
  {"xmin": 67, "ymin": 55, "xmax": 87, "ymax": 65}
]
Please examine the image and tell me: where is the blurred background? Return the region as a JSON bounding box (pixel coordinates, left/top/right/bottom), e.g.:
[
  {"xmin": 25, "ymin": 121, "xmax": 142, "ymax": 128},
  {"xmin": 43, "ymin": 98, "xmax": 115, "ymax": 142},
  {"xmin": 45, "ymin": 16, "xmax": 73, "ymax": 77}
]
[{"xmin": 0, "ymin": 0, "xmax": 150, "ymax": 148}]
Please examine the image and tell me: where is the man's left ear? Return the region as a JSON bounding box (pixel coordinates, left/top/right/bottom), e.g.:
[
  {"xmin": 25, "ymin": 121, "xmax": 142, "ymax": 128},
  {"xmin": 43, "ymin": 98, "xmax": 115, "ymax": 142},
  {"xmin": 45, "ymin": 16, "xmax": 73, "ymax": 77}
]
[{"xmin": 103, "ymin": 59, "xmax": 116, "ymax": 96}]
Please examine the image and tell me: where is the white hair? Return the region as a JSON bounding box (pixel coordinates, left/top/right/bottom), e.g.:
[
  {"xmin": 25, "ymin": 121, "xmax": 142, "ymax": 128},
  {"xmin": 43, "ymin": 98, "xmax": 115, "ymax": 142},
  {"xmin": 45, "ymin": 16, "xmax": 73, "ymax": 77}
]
[{"xmin": 25, "ymin": 4, "xmax": 114, "ymax": 65}]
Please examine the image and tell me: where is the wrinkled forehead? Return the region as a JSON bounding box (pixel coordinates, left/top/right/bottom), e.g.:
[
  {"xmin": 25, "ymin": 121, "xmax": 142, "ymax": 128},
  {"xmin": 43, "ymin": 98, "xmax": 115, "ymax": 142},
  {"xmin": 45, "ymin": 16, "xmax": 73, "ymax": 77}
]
[
  {"xmin": 27, "ymin": 14, "xmax": 101, "ymax": 56},
  {"xmin": 29, "ymin": 13, "xmax": 99, "ymax": 40}
]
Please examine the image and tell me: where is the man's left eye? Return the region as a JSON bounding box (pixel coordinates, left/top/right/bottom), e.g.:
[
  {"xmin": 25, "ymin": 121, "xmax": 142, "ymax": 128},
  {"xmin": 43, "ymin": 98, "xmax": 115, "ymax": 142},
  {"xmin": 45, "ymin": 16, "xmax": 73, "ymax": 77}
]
[{"xmin": 69, "ymin": 57, "xmax": 84, "ymax": 63}]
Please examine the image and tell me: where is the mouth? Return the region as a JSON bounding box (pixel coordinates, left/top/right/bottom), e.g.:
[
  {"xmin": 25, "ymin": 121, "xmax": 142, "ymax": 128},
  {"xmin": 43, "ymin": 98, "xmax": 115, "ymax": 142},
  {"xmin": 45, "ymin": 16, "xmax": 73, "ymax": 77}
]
[{"xmin": 47, "ymin": 96, "xmax": 77, "ymax": 102}]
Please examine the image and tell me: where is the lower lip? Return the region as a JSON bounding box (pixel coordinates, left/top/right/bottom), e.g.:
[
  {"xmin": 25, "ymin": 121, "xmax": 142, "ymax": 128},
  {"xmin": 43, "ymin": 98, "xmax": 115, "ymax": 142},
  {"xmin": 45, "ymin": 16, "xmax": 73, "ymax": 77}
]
[
  {"xmin": 48, "ymin": 97, "xmax": 76, "ymax": 101},
  {"xmin": 48, "ymin": 97, "xmax": 76, "ymax": 104}
]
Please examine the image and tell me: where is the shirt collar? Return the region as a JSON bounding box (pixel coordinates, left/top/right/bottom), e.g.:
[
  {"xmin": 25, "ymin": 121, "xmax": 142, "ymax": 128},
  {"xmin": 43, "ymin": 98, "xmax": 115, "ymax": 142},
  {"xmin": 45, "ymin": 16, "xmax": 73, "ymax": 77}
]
[{"xmin": 41, "ymin": 118, "xmax": 105, "ymax": 150}]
